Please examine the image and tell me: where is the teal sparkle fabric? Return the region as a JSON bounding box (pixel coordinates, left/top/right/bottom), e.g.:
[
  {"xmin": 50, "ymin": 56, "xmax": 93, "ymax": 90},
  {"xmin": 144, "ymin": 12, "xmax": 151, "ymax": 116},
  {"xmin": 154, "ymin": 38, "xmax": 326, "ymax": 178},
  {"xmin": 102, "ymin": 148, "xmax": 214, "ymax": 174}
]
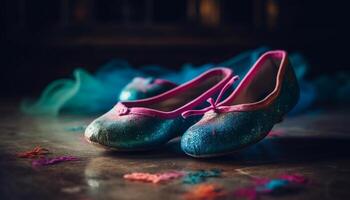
[
  {"xmin": 182, "ymin": 169, "xmax": 222, "ymax": 184},
  {"xmin": 22, "ymin": 60, "xmax": 146, "ymax": 115}
]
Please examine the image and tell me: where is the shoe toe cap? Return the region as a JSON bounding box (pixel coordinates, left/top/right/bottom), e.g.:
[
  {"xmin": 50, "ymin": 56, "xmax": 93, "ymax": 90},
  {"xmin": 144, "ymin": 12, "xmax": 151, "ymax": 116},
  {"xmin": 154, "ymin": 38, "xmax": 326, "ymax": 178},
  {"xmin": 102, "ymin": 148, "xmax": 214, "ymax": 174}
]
[
  {"xmin": 181, "ymin": 111, "xmax": 276, "ymax": 157},
  {"xmin": 85, "ymin": 112, "xmax": 179, "ymax": 150},
  {"xmin": 85, "ymin": 118, "xmax": 110, "ymax": 145},
  {"xmin": 181, "ymin": 123, "xmax": 220, "ymax": 157}
]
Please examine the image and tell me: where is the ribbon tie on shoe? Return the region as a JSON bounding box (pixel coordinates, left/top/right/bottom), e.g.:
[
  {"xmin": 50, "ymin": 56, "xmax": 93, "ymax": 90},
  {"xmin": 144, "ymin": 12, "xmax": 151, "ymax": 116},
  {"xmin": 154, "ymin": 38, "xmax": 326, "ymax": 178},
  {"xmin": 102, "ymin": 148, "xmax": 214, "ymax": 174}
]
[{"xmin": 182, "ymin": 75, "xmax": 239, "ymax": 119}]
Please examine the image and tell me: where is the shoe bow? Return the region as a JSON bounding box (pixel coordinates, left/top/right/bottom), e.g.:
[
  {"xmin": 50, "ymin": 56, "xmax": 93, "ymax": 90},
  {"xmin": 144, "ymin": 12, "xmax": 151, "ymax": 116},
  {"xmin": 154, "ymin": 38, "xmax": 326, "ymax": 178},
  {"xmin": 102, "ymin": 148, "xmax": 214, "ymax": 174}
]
[{"xmin": 181, "ymin": 75, "xmax": 239, "ymax": 118}]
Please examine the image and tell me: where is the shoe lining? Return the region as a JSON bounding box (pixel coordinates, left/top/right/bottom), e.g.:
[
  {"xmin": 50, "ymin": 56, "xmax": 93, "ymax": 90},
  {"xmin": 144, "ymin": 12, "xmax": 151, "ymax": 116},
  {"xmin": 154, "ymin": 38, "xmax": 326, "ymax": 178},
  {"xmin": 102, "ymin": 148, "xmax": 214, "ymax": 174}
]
[
  {"xmin": 133, "ymin": 74, "xmax": 225, "ymax": 112},
  {"xmin": 230, "ymin": 57, "xmax": 281, "ymax": 105}
]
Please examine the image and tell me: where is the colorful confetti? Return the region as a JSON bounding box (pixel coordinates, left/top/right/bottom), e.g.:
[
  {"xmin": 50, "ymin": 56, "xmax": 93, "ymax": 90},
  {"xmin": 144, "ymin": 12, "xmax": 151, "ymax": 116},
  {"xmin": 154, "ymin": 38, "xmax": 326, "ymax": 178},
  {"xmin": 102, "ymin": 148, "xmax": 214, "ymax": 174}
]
[
  {"xmin": 32, "ymin": 156, "xmax": 79, "ymax": 167},
  {"xmin": 123, "ymin": 171, "xmax": 185, "ymax": 184},
  {"xmin": 233, "ymin": 188, "xmax": 258, "ymax": 200},
  {"xmin": 233, "ymin": 173, "xmax": 308, "ymax": 200},
  {"xmin": 182, "ymin": 169, "xmax": 222, "ymax": 184},
  {"xmin": 17, "ymin": 146, "xmax": 49, "ymax": 158},
  {"xmin": 124, "ymin": 169, "xmax": 222, "ymax": 184},
  {"xmin": 279, "ymin": 173, "xmax": 308, "ymax": 184},
  {"xmin": 183, "ymin": 184, "xmax": 227, "ymax": 200}
]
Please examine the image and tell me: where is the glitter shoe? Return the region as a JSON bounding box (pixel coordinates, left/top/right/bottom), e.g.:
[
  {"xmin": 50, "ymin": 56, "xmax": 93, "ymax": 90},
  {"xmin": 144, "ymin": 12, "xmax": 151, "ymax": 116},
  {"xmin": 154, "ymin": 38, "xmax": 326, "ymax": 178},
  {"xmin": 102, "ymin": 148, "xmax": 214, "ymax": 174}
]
[
  {"xmin": 181, "ymin": 50, "xmax": 300, "ymax": 157},
  {"xmin": 85, "ymin": 68, "xmax": 234, "ymax": 151}
]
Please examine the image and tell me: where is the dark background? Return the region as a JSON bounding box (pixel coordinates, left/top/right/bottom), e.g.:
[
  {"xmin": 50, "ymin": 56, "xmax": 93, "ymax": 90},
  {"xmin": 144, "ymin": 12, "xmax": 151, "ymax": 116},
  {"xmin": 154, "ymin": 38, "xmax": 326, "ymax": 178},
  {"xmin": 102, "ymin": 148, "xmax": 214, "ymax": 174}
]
[{"xmin": 1, "ymin": 0, "xmax": 349, "ymax": 97}]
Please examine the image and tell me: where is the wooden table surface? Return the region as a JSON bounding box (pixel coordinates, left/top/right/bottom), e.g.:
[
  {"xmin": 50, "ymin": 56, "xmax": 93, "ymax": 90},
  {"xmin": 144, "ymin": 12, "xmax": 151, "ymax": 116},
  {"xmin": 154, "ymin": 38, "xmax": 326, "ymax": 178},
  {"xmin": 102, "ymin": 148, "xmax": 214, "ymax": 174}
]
[{"xmin": 0, "ymin": 101, "xmax": 349, "ymax": 200}]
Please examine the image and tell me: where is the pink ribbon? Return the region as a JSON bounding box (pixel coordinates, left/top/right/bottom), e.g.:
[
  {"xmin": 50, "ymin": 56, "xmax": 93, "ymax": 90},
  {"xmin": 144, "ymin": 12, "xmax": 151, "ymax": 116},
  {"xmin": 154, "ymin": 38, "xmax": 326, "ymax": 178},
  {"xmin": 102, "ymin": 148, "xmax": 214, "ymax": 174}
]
[
  {"xmin": 182, "ymin": 75, "xmax": 239, "ymax": 118},
  {"xmin": 32, "ymin": 156, "xmax": 79, "ymax": 167}
]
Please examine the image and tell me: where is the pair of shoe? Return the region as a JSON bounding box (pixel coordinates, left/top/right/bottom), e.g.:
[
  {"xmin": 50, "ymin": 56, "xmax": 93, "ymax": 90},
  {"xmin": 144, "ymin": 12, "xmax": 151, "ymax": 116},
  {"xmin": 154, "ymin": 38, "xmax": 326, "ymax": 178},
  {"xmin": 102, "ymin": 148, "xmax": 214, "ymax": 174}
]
[{"xmin": 84, "ymin": 50, "xmax": 299, "ymax": 157}]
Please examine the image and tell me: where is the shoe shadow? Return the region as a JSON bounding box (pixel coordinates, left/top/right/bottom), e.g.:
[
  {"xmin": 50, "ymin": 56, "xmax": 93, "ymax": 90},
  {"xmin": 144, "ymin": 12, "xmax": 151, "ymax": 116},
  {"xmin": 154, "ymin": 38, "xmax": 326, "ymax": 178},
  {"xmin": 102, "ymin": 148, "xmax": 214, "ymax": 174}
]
[
  {"xmin": 204, "ymin": 136, "xmax": 350, "ymax": 166},
  {"xmin": 102, "ymin": 135, "xmax": 350, "ymax": 165}
]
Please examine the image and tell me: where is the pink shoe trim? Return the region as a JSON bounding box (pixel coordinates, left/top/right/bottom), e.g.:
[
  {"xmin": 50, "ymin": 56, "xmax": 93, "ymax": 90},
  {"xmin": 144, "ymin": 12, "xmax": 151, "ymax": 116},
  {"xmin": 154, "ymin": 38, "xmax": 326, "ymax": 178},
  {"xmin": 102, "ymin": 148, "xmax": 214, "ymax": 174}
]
[{"xmin": 115, "ymin": 67, "xmax": 234, "ymax": 119}]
